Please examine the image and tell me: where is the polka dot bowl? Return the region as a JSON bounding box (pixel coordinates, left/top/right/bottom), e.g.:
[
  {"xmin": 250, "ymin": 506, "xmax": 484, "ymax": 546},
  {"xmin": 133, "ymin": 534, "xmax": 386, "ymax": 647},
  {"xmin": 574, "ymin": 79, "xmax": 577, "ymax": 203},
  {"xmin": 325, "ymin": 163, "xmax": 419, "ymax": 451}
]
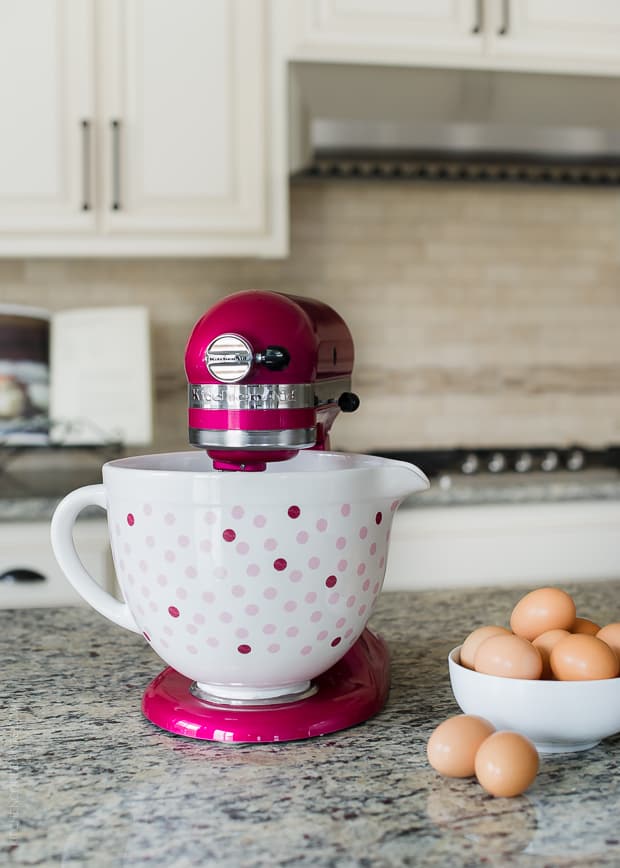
[{"xmin": 51, "ymin": 450, "xmax": 428, "ymax": 701}]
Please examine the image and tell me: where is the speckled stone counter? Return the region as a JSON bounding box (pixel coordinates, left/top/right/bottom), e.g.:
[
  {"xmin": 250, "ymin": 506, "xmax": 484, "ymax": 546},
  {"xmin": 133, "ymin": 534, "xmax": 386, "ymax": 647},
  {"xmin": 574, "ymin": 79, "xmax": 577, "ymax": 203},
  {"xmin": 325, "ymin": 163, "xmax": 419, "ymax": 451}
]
[{"xmin": 3, "ymin": 582, "xmax": 620, "ymax": 867}]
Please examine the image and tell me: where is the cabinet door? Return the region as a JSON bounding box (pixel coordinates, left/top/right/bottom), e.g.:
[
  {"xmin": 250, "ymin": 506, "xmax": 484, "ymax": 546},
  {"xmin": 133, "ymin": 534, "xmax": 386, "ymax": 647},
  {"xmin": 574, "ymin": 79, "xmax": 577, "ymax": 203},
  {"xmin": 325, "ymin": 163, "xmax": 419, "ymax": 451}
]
[
  {"xmin": 487, "ymin": 0, "xmax": 620, "ymax": 73},
  {"xmin": 0, "ymin": 0, "xmax": 96, "ymax": 234},
  {"xmin": 285, "ymin": 0, "xmax": 484, "ymax": 65},
  {"xmin": 100, "ymin": 0, "xmax": 279, "ymax": 252}
]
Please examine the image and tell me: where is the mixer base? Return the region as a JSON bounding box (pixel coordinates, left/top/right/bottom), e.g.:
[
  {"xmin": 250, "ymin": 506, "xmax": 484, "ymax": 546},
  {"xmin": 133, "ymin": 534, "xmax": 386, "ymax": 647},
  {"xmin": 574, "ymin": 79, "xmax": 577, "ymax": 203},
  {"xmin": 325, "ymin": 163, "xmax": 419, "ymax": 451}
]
[{"xmin": 141, "ymin": 628, "xmax": 390, "ymax": 743}]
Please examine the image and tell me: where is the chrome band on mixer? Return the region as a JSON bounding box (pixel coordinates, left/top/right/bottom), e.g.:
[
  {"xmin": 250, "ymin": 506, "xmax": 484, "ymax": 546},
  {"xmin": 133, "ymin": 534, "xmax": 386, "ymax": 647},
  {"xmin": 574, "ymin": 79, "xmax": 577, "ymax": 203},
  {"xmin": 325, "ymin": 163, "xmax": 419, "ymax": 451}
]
[
  {"xmin": 188, "ymin": 427, "xmax": 317, "ymax": 449},
  {"xmin": 189, "ymin": 382, "xmax": 315, "ymax": 410}
]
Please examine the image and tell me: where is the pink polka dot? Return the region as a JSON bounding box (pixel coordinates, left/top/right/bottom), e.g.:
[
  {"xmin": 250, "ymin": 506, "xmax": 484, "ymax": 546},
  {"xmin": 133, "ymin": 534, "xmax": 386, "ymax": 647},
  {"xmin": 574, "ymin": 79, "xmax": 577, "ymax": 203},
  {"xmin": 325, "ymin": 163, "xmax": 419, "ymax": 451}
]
[
  {"xmin": 347, "ymin": 595, "xmax": 356, "ymax": 608},
  {"xmin": 284, "ymin": 600, "xmax": 297, "ymax": 612},
  {"xmin": 358, "ymin": 604, "xmax": 367, "ymax": 617},
  {"xmin": 142, "ymin": 631, "xmax": 150, "ymax": 642},
  {"xmin": 308, "ymin": 557, "xmax": 320, "ymax": 570},
  {"xmin": 232, "ymin": 505, "xmax": 245, "ymax": 519},
  {"xmin": 178, "ymin": 535, "xmax": 190, "ymax": 548},
  {"xmin": 139, "ymin": 560, "xmax": 148, "ymax": 573},
  {"xmin": 253, "ymin": 514, "xmax": 266, "ymax": 528},
  {"xmin": 359, "ymin": 526, "xmax": 368, "ymax": 540},
  {"xmin": 187, "ymin": 644, "xmax": 198, "ymax": 655},
  {"xmin": 341, "ymin": 504, "xmax": 351, "ymax": 517},
  {"xmin": 301, "ymin": 646, "xmax": 312, "ymax": 656},
  {"xmin": 373, "ymin": 581, "xmax": 380, "ymax": 594},
  {"xmin": 363, "ymin": 579, "xmax": 371, "ymax": 592},
  {"xmin": 274, "ymin": 558, "xmax": 287, "ymax": 571},
  {"xmin": 214, "ymin": 566, "xmax": 227, "ymax": 579},
  {"xmin": 264, "ymin": 587, "xmax": 277, "ymax": 600},
  {"xmin": 219, "ymin": 611, "xmax": 232, "ymax": 623},
  {"xmin": 245, "ymin": 604, "xmax": 259, "ymax": 616},
  {"xmin": 310, "ymin": 611, "xmax": 322, "ymax": 622},
  {"xmin": 316, "ymin": 518, "xmax": 328, "ymax": 532},
  {"xmin": 247, "ymin": 563, "xmax": 260, "ymax": 577},
  {"xmin": 223, "ymin": 528, "xmax": 236, "ymax": 542},
  {"xmin": 176, "ymin": 588, "xmax": 187, "ymax": 600},
  {"xmin": 338, "ymin": 559, "xmax": 348, "ymax": 572},
  {"xmin": 193, "ymin": 613, "xmax": 205, "ymax": 625},
  {"xmin": 207, "ymin": 636, "xmax": 219, "ymax": 648},
  {"xmin": 235, "ymin": 541, "xmax": 249, "ymax": 556},
  {"xmin": 143, "ymin": 503, "xmax": 152, "ymax": 516},
  {"xmin": 286, "ymin": 626, "xmax": 299, "ymax": 638},
  {"xmin": 263, "ymin": 623, "xmax": 276, "ymax": 635},
  {"xmin": 202, "ymin": 591, "xmax": 215, "ymax": 604},
  {"xmin": 375, "ymin": 511, "xmax": 383, "ymax": 525},
  {"xmin": 168, "ymin": 606, "xmax": 180, "ymax": 618},
  {"xmin": 317, "ymin": 630, "xmax": 328, "ymax": 641},
  {"xmin": 186, "ymin": 624, "xmax": 197, "ymax": 635},
  {"xmin": 157, "ymin": 574, "xmax": 167, "ymax": 586},
  {"xmin": 146, "ymin": 536, "xmax": 155, "ymax": 548},
  {"xmin": 357, "ymin": 563, "xmax": 366, "ymax": 576},
  {"xmin": 331, "ymin": 636, "xmax": 342, "ymax": 647},
  {"xmin": 370, "ymin": 542, "xmax": 377, "ymax": 556},
  {"xmin": 296, "ymin": 531, "xmax": 309, "ymax": 544},
  {"xmin": 148, "ymin": 601, "xmax": 158, "ymax": 612},
  {"xmin": 289, "ymin": 569, "xmax": 303, "ymax": 583},
  {"xmin": 236, "ymin": 627, "xmax": 249, "ymax": 639},
  {"xmin": 264, "ymin": 538, "xmax": 277, "ymax": 551},
  {"xmin": 200, "ymin": 539, "xmax": 212, "ymax": 553},
  {"xmin": 305, "ymin": 591, "xmax": 317, "ymax": 604},
  {"xmin": 288, "ymin": 505, "xmax": 301, "ymax": 519},
  {"xmin": 165, "ymin": 513, "xmax": 175, "ymax": 526},
  {"xmin": 127, "ymin": 513, "xmax": 135, "ymax": 526},
  {"xmin": 185, "ymin": 566, "xmax": 197, "ymax": 579},
  {"xmin": 268, "ymin": 643, "xmax": 280, "ymax": 653},
  {"xmin": 325, "ymin": 575, "xmax": 337, "ymax": 588},
  {"xmin": 328, "ymin": 592, "xmax": 340, "ymax": 605},
  {"xmin": 140, "ymin": 585, "xmax": 150, "ymax": 598},
  {"xmin": 336, "ymin": 617, "xmax": 346, "ymax": 628},
  {"xmin": 391, "ymin": 499, "xmax": 399, "ymax": 511},
  {"xmin": 165, "ymin": 550, "xmax": 175, "ymax": 563},
  {"xmin": 205, "ymin": 511, "xmax": 217, "ymax": 525},
  {"xmin": 345, "ymin": 628, "xmax": 353, "ymax": 639},
  {"xmin": 379, "ymin": 556, "xmax": 385, "ymax": 569},
  {"xmin": 336, "ymin": 537, "xmax": 346, "ymax": 550},
  {"xmin": 232, "ymin": 585, "xmax": 246, "ymax": 598},
  {"xmin": 237, "ymin": 644, "xmax": 252, "ymax": 654}
]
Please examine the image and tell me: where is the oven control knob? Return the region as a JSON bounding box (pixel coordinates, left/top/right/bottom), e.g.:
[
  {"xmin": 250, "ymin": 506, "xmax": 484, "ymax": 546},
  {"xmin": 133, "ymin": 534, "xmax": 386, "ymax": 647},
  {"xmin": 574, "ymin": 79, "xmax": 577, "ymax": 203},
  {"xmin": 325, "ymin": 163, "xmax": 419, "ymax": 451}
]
[
  {"xmin": 566, "ymin": 449, "xmax": 585, "ymax": 471},
  {"xmin": 514, "ymin": 451, "xmax": 533, "ymax": 473},
  {"xmin": 541, "ymin": 450, "xmax": 559, "ymax": 472},
  {"xmin": 488, "ymin": 452, "xmax": 506, "ymax": 473},
  {"xmin": 461, "ymin": 453, "xmax": 479, "ymax": 474}
]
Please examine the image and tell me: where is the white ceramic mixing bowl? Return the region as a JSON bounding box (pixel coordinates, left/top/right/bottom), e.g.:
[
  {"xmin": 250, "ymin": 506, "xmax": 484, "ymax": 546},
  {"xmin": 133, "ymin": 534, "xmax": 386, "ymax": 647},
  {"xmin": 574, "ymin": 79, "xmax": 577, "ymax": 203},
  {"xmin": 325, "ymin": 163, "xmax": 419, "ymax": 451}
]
[
  {"xmin": 51, "ymin": 450, "xmax": 428, "ymax": 701},
  {"xmin": 448, "ymin": 646, "xmax": 620, "ymax": 753}
]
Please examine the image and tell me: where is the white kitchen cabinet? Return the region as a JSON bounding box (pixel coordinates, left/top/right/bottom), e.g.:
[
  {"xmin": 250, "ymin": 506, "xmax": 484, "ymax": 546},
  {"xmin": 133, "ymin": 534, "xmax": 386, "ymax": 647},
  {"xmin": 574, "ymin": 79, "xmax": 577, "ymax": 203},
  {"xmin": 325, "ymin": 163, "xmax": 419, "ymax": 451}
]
[
  {"xmin": 0, "ymin": 0, "xmax": 287, "ymax": 257},
  {"xmin": 285, "ymin": 0, "xmax": 620, "ymax": 74}
]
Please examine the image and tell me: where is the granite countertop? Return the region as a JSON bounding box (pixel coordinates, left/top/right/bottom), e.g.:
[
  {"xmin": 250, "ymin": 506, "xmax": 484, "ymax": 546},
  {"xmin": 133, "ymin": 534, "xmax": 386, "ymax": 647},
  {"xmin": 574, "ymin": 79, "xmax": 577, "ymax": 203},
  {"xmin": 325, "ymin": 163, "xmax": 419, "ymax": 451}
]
[{"xmin": 4, "ymin": 581, "xmax": 620, "ymax": 867}]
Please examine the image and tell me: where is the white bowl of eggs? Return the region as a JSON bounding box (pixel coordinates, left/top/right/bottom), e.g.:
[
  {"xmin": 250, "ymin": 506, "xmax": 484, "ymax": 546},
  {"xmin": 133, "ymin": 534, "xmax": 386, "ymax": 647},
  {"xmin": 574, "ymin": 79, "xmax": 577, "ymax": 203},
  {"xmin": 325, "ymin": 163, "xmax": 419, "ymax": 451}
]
[{"xmin": 448, "ymin": 587, "xmax": 620, "ymax": 754}]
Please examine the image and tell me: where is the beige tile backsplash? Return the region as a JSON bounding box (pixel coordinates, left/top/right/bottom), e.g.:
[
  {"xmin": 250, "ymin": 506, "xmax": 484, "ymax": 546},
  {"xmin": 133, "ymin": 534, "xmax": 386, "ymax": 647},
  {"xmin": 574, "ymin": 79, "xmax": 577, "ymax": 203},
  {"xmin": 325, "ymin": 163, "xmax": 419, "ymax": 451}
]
[{"xmin": 1, "ymin": 181, "xmax": 619, "ymax": 454}]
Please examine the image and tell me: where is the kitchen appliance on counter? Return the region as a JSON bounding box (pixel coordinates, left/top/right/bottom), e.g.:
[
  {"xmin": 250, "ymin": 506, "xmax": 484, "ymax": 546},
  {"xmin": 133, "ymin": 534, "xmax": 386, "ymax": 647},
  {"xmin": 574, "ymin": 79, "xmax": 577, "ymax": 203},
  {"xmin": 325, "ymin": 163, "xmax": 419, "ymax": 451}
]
[{"xmin": 50, "ymin": 291, "xmax": 428, "ymax": 743}]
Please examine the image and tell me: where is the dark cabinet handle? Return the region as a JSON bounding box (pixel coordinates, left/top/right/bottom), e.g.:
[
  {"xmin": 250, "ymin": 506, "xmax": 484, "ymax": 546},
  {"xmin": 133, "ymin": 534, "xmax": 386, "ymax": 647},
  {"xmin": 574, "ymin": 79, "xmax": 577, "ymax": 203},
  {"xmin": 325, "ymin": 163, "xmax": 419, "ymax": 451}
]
[
  {"xmin": 472, "ymin": 0, "xmax": 483, "ymax": 34},
  {"xmin": 498, "ymin": 0, "xmax": 510, "ymax": 35},
  {"xmin": 111, "ymin": 119, "xmax": 122, "ymax": 211},
  {"xmin": 81, "ymin": 119, "xmax": 92, "ymax": 211},
  {"xmin": 0, "ymin": 568, "xmax": 46, "ymax": 583}
]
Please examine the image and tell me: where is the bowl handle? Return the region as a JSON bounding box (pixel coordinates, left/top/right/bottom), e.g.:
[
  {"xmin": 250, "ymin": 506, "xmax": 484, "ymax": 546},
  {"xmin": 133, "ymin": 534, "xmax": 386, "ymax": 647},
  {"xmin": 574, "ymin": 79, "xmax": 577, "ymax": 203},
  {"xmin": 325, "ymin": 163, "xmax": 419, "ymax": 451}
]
[{"xmin": 50, "ymin": 484, "xmax": 140, "ymax": 634}]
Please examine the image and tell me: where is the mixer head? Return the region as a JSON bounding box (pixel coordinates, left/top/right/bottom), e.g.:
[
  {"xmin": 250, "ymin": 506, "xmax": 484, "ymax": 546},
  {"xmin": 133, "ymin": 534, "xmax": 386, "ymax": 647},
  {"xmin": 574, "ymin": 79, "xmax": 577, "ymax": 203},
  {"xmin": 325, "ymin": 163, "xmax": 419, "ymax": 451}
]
[{"xmin": 184, "ymin": 290, "xmax": 360, "ymax": 471}]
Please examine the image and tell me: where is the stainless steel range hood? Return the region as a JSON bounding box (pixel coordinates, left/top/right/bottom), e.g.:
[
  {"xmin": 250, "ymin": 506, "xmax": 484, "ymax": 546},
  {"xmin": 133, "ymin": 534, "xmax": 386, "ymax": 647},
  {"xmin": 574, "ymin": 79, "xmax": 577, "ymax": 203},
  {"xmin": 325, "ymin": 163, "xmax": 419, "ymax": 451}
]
[{"xmin": 289, "ymin": 63, "xmax": 620, "ymax": 182}]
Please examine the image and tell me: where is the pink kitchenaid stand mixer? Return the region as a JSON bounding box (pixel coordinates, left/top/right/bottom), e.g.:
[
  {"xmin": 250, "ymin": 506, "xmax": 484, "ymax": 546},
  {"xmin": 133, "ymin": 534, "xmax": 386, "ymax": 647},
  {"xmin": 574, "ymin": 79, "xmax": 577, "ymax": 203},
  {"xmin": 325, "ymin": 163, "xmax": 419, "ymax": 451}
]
[{"xmin": 50, "ymin": 290, "xmax": 429, "ymax": 743}]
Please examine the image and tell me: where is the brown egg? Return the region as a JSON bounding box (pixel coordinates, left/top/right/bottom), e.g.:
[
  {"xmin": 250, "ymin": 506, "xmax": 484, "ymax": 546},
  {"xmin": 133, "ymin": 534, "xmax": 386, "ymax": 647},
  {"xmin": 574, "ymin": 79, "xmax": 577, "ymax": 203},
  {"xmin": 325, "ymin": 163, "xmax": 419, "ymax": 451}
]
[
  {"xmin": 475, "ymin": 731, "xmax": 539, "ymax": 797},
  {"xmin": 532, "ymin": 629, "xmax": 570, "ymax": 679},
  {"xmin": 510, "ymin": 587, "xmax": 576, "ymax": 641},
  {"xmin": 572, "ymin": 617, "xmax": 601, "ymax": 636},
  {"xmin": 474, "ymin": 633, "xmax": 543, "ymax": 680},
  {"xmin": 427, "ymin": 714, "xmax": 496, "ymax": 778},
  {"xmin": 596, "ymin": 623, "xmax": 620, "ymax": 660},
  {"xmin": 460, "ymin": 625, "xmax": 511, "ymax": 670},
  {"xmin": 550, "ymin": 633, "xmax": 620, "ymax": 681}
]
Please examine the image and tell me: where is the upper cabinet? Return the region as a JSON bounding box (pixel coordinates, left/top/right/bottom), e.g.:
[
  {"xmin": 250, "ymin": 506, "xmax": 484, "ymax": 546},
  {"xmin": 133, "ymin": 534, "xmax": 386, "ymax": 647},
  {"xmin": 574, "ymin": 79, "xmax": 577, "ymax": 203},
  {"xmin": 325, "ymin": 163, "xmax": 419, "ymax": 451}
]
[
  {"xmin": 285, "ymin": 0, "xmax": 620, "ymax": 74},
  {"xmin": 0, "ymin": 0, "xmax": 287, "ymax": 257}
]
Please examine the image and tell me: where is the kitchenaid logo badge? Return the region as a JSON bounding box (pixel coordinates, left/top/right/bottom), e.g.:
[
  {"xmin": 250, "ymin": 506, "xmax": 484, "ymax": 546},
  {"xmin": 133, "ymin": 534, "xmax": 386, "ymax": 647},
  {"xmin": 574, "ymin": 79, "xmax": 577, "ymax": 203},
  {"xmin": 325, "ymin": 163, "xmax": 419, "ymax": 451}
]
[{"xmin": 205, "ymin": 334, "xmax": 253, "ymax": 383}]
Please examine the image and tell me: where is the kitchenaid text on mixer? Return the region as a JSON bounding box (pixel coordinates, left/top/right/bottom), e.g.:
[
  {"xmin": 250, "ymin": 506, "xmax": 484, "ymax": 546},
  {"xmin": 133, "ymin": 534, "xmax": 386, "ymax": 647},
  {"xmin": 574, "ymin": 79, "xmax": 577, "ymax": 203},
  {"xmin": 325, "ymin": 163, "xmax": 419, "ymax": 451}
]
[{"xmin": 50, "ymin": 290, "xmax": 429, "ymax": 743}]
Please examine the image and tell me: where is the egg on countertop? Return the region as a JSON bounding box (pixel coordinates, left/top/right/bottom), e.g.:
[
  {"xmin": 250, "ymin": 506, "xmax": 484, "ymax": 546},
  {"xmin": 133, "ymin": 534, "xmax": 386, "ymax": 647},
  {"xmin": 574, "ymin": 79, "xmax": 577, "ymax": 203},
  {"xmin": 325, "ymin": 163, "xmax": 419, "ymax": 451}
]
[
  {"xmin": 474, "ymin": 633, "xmax": 543, "ymax": 680},
  {"xmin": 460, "ymin": 625, "xmax": 511, "ymax": 670},
  {"xmin": 510, "ymin": 587, "xmax": 576, "ymax": 641},
  {"xmin": 596, "ymin": 622, "xmax": 620, "ymax": 659},
  {"xmin": 426, "ymin": 714, "xmax": 495, "ymax": 778},
  {"xmin": 474, "ymin": 732, "xmax": 539, "ymax": 798},
  {"xmin": 550, "ymin": 633, "xmax": 620, "ymax": 681}
]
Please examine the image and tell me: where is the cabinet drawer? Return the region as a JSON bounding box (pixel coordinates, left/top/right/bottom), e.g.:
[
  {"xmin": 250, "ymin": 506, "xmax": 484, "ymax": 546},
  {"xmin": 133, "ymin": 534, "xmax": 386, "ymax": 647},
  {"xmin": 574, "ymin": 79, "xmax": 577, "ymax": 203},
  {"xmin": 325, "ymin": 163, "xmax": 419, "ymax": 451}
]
[{"xmin": 0, "ymin": 519, "xmax": 115, "ymax": 608}]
